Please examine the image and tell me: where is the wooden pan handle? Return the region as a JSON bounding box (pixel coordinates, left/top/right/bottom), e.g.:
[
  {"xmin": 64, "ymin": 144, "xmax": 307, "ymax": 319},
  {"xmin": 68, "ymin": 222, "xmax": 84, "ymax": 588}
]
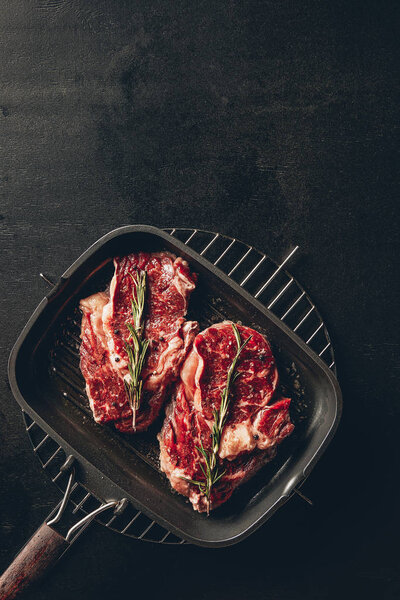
[{"xmin": 0, "ymin": 522, "xmax": 69, "ymax": 600}]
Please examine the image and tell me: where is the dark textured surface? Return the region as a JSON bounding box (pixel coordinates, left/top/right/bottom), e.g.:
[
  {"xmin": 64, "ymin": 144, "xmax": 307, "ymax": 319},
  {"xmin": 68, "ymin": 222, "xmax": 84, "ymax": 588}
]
[{"xmin": 0, "ymin": 1, "xmax": 399, "ymax": 599}]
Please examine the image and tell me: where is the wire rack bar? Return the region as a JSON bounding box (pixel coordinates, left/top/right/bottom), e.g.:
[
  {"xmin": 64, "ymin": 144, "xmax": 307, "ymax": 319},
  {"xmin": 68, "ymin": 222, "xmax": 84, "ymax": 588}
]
[
  {"xmin": 105, "ymin": 514, "xmax": 118, "ymax": 527},
  {"xmin": 213, "ymin": 238, "xmax": 236, "ymax": 266},
  {"xmin": 42, "ymin": 445, "xmax": 63, "ymax": 469},
  {"xmin": 72, "ymin": 492, "xmax": 91, "ymax": 514},
  {"xmin": 200, "ymin": 232, "xmax": 219, "ymax": 256},
  {"xmin": 240, "ymin": 255, "xmax": 266, "ymax": 286},
  {"xmin": 254, "ymin": 246, "xmax": 298, "ymax": 299},
  {"xmin": 281, "ymin": 291, "xmax": 306, "ymax": 321},
  {"xmin": 306, "ymin": 322, "xmax": 324, "ymax": 345},
  {"xmin": 159, "ymin": 530, "xmax": 172, "ymax": 543},
  {"xmin": 33, "ymin": 434, "xmax": 50, "ymax": 452},
  {"xmin": 267, "ymin": 278, "xmax": 294, "ymax": 310},
  {"xmin": 52, "ymin": 469, "xmax": 66, "ymax": 484},
  {"xmin": 121, "ymin": 511, "xmax": 142, "ymax": 534},
  {"xmin": 185, "ymin": 229, "xmax": 198, "ymax": 245},
  {"xmin": 39, "ymin": 272, "xmax": 55, "ymax": 287},
  {"xmin": 319, "ymin": 342, "xmax": 331, "ymax": 357},
  {"xmin": 293, "ymin": 306, "xmax": 315, "ymax": 332},
  {"xmin": 138, "ymin": 521, "xmax": 156, "ymax": 540},
  {"xmin": 228, "ymin": 247, "xmax": 252, "ymax": 276}
]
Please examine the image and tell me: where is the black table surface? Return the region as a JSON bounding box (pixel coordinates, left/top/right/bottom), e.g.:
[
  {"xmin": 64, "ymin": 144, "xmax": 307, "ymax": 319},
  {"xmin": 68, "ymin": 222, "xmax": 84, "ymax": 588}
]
[{"xmin": 0, "ymin": 1, "xmax": 399, "ymax": 599}]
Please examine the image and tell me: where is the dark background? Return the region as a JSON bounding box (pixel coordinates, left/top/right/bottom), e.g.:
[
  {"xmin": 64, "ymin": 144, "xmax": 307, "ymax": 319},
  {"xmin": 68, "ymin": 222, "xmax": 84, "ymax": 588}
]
[{"xmin": 0, "ymin": 1, "xmax": 399, "ymax": 598}]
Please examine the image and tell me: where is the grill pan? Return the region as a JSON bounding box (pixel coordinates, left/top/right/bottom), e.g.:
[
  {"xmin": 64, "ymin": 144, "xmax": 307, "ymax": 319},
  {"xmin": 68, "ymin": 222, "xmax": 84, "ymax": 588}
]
[{"xmin": 2, "ymin": 225, "xmax": 342, "ymax": 598}]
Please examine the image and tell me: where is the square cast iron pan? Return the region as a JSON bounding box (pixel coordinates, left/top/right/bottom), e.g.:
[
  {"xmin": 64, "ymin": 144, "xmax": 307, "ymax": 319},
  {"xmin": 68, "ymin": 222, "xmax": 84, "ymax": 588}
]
[{"xmin": 8, "ymin": 225, "xmax": 342, "ymax": 547}]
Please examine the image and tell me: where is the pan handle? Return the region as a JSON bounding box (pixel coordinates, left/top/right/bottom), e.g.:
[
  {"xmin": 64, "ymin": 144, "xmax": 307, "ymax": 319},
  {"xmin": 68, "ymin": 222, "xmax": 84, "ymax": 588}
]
[
  {"xmin": 0, "ymin": 457, "xmax": 125, "ymax": 599},
  {"xmin": 0, "ymin": 522, "xmax": 69, "ymax": 600},
  {"xmin": 0, "ymin": 500, "xmax": 122, "ymax": 600}
]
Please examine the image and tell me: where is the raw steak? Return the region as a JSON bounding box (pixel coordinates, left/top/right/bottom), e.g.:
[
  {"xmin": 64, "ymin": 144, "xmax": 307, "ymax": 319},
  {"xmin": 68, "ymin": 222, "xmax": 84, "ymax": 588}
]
[
  {"xmin": 79, "ymin": 252, "xmax": 198, "ymax": 432},
  {"xmin": 80, "ymin": 292, "xmax": 132, "ymax": 424},
  {"xmin": 158, "ymin": 321, "xmax": 294, "ymax": 512}
]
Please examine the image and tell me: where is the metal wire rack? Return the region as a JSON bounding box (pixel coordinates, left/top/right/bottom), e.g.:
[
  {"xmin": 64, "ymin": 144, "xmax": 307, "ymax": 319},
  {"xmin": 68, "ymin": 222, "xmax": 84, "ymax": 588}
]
[{"xmin": 24, "ymin": 228, "xmax": 336, "ymax": 545}]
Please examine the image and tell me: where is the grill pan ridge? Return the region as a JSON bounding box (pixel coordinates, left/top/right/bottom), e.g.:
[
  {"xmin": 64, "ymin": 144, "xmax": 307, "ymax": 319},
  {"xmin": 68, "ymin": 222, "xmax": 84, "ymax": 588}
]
[{"xmin": 8, "ymin": 225, "xmax": 342, "ymax": 549}]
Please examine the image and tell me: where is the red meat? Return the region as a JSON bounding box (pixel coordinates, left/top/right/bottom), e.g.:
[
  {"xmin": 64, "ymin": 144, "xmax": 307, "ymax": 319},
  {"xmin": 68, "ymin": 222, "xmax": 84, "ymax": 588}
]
[
  {"xmin": 158, "ymin": 322, "xmax": 294, "ymax": 512},
  {"xmin": 79, "ymin": 252, "xmax": 198, "ymax": 432}
]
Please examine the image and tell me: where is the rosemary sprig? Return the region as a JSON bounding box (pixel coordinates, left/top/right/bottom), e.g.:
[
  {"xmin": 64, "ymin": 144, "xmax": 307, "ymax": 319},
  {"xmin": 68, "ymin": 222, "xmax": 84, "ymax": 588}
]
[
  {"xmin": 124, "ymin": 272, "xmax": 149, "ymax": 430},
  {"xmin": 184, "ymin": 323, "xmax": 252, "ymax": 514}
]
